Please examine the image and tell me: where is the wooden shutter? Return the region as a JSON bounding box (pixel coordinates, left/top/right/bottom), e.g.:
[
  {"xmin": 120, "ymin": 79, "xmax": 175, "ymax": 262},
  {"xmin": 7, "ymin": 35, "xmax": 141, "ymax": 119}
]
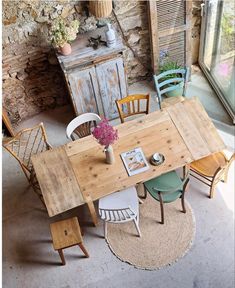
[{"xmin": 148, "ymin": 0, "xmax": 192, "ymax": 74}]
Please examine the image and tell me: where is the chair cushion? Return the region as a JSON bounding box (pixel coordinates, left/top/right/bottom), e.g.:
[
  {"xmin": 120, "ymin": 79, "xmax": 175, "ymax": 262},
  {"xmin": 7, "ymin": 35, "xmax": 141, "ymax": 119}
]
[
  {"xmin": 144, "ymin": 171, "xmax": 183, "ymax": 203},
  {"xmin": 190, "ymin": 152, "xmax": 227, "ymax": 177},
  {"xmin": 99, "ymin": 186, "xmax": 139, "ymax": 216}
]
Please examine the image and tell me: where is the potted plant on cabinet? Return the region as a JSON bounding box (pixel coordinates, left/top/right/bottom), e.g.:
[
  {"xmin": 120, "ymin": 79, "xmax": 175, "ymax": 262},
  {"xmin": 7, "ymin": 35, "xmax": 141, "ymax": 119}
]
[{"xmin": 49, "ymin": 17, "xmax": 80, "ymax": 56}]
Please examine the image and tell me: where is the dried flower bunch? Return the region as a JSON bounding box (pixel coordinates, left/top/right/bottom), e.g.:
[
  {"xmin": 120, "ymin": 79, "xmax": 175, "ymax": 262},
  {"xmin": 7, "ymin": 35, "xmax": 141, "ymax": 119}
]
[
  {"xmin": 50, "ymin": 17, "xmax": 79, "ymax": 48},
  {"xmin": 92, "ymin": 119, "xmax": 118, "ymax": 148}
]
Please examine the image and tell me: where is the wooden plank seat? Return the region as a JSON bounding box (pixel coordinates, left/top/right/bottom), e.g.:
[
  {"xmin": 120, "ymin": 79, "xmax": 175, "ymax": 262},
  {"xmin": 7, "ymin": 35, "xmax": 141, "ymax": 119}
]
[{"xmin": 190, "ymin": 151, "xmax": 235, "ymax": 198}]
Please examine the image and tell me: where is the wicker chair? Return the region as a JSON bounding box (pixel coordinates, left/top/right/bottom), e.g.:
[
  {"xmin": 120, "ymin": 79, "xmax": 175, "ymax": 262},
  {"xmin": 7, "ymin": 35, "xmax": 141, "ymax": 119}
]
[{"xmin": 3, "ymin": 122, "xmax": 52, "ymax": 205}]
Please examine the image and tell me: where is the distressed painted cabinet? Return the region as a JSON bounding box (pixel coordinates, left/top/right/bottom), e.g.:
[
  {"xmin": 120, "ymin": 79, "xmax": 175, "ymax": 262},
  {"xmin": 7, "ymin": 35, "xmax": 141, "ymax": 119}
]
[{"xmin": 57, "ymin": 28, "xmax": 128, "ymax": 120}]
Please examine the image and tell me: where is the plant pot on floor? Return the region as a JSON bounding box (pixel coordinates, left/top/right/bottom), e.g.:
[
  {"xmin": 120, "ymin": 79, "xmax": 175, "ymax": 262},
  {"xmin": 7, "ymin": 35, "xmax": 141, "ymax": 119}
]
[
  {"xmin": 165, "ymin": 81, "xmax": 184, "ymax": 97},
  {"xmin": 59, "ymin": 43, "xmax": 72, "ymax": 56}
]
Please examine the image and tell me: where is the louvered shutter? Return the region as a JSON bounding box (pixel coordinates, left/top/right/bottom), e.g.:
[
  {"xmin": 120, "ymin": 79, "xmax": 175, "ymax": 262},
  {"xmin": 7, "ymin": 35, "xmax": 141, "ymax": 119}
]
[{"xmin": 148, "ymin": 0, "xmax": 192, "ymax": 74}]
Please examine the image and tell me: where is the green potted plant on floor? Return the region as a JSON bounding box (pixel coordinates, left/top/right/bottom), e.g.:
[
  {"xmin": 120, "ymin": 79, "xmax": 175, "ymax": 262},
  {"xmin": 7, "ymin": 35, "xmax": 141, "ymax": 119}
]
[
  {"xmin": 49, "ymin": 17, "xmax": 80, "ymax": 56},
  {"xmin": 158, "ymin": 50, "xmax": 184, "ymax": 97}
]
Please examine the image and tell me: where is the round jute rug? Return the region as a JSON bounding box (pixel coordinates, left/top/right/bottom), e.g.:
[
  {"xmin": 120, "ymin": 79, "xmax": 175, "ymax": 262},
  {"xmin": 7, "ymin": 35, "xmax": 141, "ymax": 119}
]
[{"xmin": 106, "ymin": 195, "xmax": 195, "ymax": 270}]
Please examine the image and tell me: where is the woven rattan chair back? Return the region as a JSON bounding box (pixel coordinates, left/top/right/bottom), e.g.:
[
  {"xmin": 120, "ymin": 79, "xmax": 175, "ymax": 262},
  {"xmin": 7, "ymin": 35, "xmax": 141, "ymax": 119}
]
[{"xmin": 3, "ymin": 122, "xmax": 52, "ymax": 182}]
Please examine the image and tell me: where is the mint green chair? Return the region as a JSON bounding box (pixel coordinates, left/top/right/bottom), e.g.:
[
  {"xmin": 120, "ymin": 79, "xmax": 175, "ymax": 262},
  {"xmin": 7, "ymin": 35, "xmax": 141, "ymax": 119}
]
[
  {"xmin": 153, "ymin": 67, "xmax": 189, "ymax": 110},
  {"xmin": 143, "ymin": 169, "xmax": 189, "ymax": 224}
]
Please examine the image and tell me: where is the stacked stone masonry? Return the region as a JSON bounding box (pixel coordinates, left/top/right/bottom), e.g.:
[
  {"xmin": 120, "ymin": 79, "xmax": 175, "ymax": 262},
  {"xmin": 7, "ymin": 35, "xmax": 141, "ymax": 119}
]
[{"xmin": 2, "ymin": 0, "xmax": 202, "ymax": 124}]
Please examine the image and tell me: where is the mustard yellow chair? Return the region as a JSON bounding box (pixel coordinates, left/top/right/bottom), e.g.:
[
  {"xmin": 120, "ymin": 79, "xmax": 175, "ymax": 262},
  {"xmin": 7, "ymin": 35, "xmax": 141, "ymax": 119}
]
[
  {"xmin": 190, "ymin": 152, "xmax": 235, "ymax": 198},
  {"xmin": 115, "ymin": 94, "xmax": 150, "ymax": 123}
]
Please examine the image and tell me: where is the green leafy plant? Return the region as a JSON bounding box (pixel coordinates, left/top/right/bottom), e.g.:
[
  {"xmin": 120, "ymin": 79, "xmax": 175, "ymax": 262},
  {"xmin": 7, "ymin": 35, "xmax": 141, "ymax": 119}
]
[
  {"xmin": 49, "ymin": 17, "xmax": 80, "ymax": 48},
  {"xmin": 159, "ymin": 50, "xmax": 183, "ymax": 81},
  {"xmin": 159, "ymin": 60, "xmax": 182, "ymax": 80}
]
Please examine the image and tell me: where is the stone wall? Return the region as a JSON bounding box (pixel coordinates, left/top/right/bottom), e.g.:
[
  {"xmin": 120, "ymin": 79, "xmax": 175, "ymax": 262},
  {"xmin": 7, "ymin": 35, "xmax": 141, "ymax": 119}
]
[{"xmin": 2, "ymin": 0, "xmax": 202, "ymax": 125}]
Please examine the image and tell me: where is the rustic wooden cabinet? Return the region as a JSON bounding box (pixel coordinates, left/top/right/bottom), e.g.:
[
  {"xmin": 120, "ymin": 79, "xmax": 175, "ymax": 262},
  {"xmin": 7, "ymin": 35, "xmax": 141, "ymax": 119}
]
[{"xmin": 57, "ymin": 28, "xmax": 128, "ymax": 120}]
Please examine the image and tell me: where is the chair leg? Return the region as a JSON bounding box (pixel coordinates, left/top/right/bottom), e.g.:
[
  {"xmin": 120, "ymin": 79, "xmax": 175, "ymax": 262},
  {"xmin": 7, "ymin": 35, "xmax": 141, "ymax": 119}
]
[
  {"xmin": 133, "ymin": 218, "xmax": 141, "ymax": 237},
  {"xmin": 221, "ymin": 170, "xmax": 228, "ymax": 183},
  {"xmin": 138, "ymin": 197, "xmax": 144, "ymax": 204},
  {"xmin": 181, "ymin": 195, "xmax": 186, "ymax": 213},
  {"xmin": 104, "ymin": 221, "xmax": 107, "ymax": 239},
  {"xmin": 58, "ymin": 249, "xmax": 66, "ymax": 265},
  {"xmin": 158, "ymin": 192, "xmax": 164, "ymax": 224},
  {"xmin": 39, "ymin": 194, "xmax": 47, "ymax": 209},
  {"xmin": 142, "ymin": 186, "xmax": 148, "ymax": 199},
  {"xmin": 209, "ymin": 183, "xmax": 216, "ymax": 198},
  {"xmin": 78, "ymin": 243, "xmax": 89, "ymax": 258}
]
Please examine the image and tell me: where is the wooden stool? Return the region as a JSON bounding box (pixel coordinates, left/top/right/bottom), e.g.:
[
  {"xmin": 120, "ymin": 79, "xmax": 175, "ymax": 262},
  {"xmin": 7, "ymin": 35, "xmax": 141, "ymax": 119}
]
[{"xmin": 50, "ymin": 217, "xmax": 89, "ymax": 265}]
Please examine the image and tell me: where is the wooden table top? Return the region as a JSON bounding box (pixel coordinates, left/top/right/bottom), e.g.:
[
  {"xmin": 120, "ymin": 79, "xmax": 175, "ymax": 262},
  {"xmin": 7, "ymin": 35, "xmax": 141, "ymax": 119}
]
[{"xmin": 32, "ymin": 97, "xmax": 225, "ymax": 217}]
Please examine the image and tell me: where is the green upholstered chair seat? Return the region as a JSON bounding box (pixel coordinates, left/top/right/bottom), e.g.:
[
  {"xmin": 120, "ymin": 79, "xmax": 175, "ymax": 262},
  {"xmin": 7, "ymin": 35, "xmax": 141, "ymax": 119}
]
[{"xmin": 144, "ymin": 171, "xmax": 183, "ymax": 203}]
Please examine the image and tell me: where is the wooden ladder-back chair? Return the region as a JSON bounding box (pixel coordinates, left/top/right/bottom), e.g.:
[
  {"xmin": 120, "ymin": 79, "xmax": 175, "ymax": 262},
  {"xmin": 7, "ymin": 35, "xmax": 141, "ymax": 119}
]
[
  {"xmin": 190, "ymin": 152, "xmax": 235, "ymax": 198},
  {"xmin": 115, "ymin": 94, "xmax": 150, "ymax": 123},
  {"xmin": 153, "ymin": 67, "xmax": 189, "ymax": 110},
  {"xmin": 3, "ymin": 123, "xmax": 52, "ymax": 205},
  {"xmin": 66, "ymin": 113, "xmax": 101, "ymax": 141}
]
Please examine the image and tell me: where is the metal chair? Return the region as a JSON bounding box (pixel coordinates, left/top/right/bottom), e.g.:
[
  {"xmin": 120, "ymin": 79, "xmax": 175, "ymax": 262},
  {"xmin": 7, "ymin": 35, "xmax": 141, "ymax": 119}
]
[
  {"xmin": 115, "ymin": 94, "xmax": 150, "ymax": 123},
  {"xmin": 190, "ymin": 152, "xmax": 235, "ymax": 198},
  {"xmin": 143, "ymin": 168, "xmax": 189, "ymax": 224},
  {"xmin": 3, "ymin": 123, "xmax": 52, "ymax": 205},
  {"xmin": 98, "ymin": 186, "xmax": 141, "ymax": 239},
  {"xmin": 153, "ymin": 68, "xmax": 189, "ymax": 110},
  {"xmin": 66, "ymin": 113, "xmax": 101, "ymax": 141}
]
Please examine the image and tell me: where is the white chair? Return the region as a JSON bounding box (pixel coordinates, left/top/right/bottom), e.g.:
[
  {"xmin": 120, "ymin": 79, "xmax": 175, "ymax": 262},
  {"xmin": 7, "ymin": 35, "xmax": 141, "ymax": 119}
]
[
  {"xmin": 66, "ymin": 113, "xmax": 101, "ymax": 141},
  {"xmin": 98, "ymin": 186, "xmax": 141, "ymax": 239}
]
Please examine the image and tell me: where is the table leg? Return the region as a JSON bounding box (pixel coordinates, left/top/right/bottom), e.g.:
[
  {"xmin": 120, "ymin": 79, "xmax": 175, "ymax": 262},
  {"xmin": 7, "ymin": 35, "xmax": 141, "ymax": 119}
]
[
  {"xmin": 183, "ymin": 164, "xmax": 190, "ymax": 179},
  {"xmin": 87, "ymin": 200, "xmax": 98, "ymax": 226}
]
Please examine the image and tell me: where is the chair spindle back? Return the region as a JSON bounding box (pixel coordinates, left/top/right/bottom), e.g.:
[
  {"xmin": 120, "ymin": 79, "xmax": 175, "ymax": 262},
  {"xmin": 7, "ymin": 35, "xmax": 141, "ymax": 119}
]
[{"xmin": 115, "ymin": 94, "xmax": 150, "ymax": 123}]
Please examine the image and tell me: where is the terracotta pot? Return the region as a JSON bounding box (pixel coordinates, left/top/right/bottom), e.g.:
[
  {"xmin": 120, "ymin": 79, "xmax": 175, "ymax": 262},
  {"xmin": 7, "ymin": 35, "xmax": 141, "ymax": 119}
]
[{"xmin": 59, "ymin": 43, "xmax": 72, "ymax": 56}]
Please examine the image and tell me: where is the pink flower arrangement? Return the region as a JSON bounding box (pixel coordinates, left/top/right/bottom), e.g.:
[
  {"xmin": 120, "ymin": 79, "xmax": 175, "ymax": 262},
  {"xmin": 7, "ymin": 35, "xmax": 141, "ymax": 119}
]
[{"xmin": 92, "ymin": 118, "xmax": 118, "ymax": 148}]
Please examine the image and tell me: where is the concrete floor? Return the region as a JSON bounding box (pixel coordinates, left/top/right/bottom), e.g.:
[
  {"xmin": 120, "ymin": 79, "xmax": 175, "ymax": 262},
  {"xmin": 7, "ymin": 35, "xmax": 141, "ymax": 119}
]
[{"xmin": 2, "ymin": 70, "xmax": 235, "ymax": 288}]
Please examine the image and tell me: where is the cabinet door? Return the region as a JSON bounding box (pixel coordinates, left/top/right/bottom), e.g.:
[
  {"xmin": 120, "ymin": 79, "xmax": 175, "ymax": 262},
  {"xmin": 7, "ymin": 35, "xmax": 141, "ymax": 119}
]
[
  {"xmin": 95, "ymin": 57, "xmax": 127, "ymax": 119},
  {"xmin": 67, "ymin": 67, "xmax": 103, "ymax": 116}
]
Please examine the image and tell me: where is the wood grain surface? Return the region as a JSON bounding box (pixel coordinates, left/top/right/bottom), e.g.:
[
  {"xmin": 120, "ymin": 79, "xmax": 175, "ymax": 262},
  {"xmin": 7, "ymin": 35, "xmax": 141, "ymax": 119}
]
[
  {"xmin": 50, "ymin": 217, "xmax": 82, "ymax": 250},
  {"xmin": 32, "ymin": 97, "xmax": 225, "ymax": 218},
  {"xmin": 31, "ymin": 146, "xmax": 85, "ymax": 217}
]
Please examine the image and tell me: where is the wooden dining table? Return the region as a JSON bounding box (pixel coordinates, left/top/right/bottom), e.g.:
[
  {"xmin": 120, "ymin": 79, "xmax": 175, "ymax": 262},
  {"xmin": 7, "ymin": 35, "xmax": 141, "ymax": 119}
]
[{"xmin": 31, "ymin": 97, "xmax": 226, "ymax": 225}]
